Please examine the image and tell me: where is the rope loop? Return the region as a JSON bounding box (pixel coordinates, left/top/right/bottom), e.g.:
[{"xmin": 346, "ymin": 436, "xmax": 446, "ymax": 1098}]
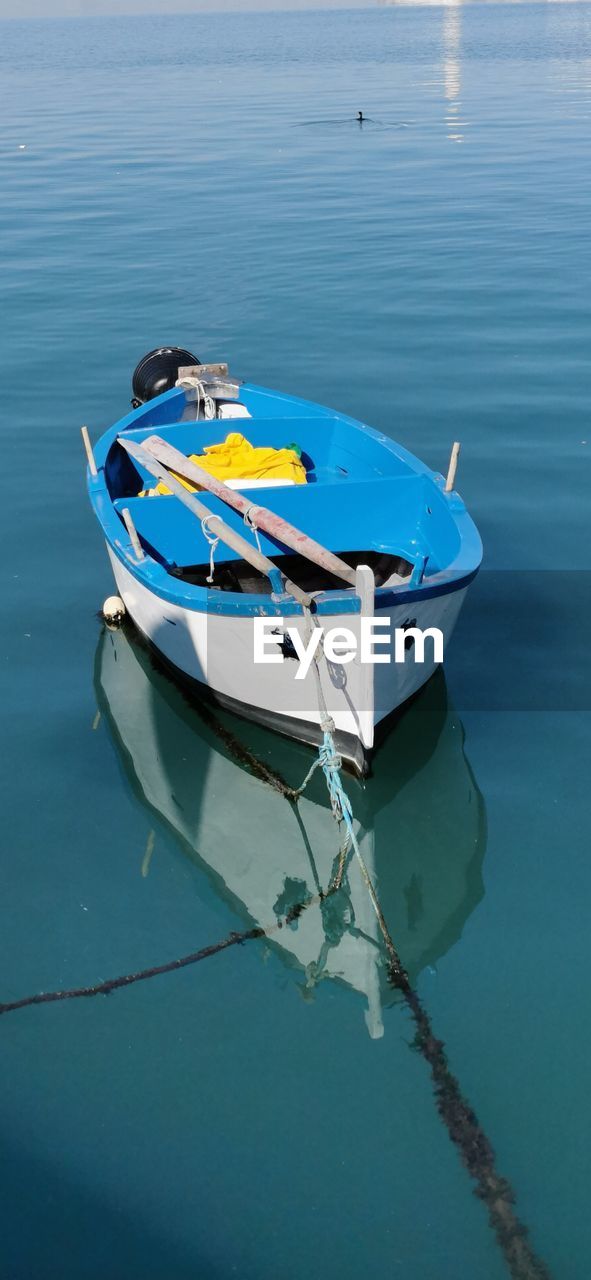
[
  {"xmin": 178, "ymin": 376, "xmax": 216, "ymax": 420},
  {"xmin": 243, "ymin": 504, "xmax": 263, "ymax": 555},
  {"xmin": 201, "ymin": 516, "xmax": 220, "ymax": 584}
]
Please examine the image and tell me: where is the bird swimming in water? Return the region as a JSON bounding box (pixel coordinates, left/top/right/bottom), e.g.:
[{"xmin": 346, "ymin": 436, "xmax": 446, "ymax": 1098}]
[{"xmin": 357, "ymin": 110, "xmax": 364, "ymax": 123}]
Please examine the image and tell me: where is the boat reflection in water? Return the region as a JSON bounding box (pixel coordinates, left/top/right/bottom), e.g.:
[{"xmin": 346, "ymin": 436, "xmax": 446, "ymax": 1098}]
[{"xmin": 96, "ymin": 626, "xmax": 486, "ymax": 1039}]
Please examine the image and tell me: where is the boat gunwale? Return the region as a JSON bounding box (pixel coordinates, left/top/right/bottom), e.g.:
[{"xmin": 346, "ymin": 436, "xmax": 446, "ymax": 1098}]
[{"xmin": 87, "ymin": 382, "xmax": 483, "ymax": 618}]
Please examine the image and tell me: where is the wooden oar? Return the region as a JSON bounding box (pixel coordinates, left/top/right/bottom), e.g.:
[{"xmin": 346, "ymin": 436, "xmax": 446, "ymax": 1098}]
[
  {"xmin": 118, "ymin": 437, "xmax": 312, "ymax": 608},
  {"xmin": 141, "ymin": 434, "xmax": 357, "ymax": 588}
]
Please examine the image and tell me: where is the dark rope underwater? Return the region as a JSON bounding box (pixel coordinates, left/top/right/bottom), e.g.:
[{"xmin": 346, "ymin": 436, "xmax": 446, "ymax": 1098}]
[
  {"xmin": 0, "ymin": 926, "xmax": 265, "ymax": 1016},
  {"xmin": 0, "ymin": 699, "xmax": 551, "ymax": 1280},
  {"xmin": 0, "ymin": 886, "xmax": 328, "ymax": 1017}
]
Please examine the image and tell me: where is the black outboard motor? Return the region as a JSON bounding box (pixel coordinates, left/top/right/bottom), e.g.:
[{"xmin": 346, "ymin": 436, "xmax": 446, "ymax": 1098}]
[{"xmin": 131, "ymin": 346, "xmax": 201, "ymax": 407}]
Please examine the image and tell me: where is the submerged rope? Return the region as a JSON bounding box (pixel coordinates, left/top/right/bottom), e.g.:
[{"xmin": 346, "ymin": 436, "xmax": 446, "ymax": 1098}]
[
  {"xmin": 0, "ymin": 929, "xmax": 264, "ymax": 1015},
  {"xmin": 290, "ymin": 607, "xmax": 551, "ymax": 1280},
  {"xmin": 0, "ymin": 878, "xmax": 344, "ymax": 1018}
]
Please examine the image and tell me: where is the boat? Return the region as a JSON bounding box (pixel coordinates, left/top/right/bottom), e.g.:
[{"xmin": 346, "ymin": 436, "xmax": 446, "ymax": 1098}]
[
  {"xmin": 86, "ymin": 346, "xmax": 482, "ymax": 775},
  {"xmin": 96, "ymin": 623, "xmax": 487, "ymax": 1038}
]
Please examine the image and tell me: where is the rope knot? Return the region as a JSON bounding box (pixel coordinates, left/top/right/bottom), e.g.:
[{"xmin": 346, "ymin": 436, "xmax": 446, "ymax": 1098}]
[
  {"xmin": 318, "ymin": 729, "xmax": 351, "ymax": 825},
  {"xmin": 318, "ymin": 738, "xmax": 342, "ymax": 775}
]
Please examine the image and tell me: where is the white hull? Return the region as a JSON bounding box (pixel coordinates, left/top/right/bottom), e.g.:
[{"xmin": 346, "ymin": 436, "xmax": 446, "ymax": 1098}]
[{"xmin": 107, "ymin": 545, "xmax": 467, "ymax": 771}]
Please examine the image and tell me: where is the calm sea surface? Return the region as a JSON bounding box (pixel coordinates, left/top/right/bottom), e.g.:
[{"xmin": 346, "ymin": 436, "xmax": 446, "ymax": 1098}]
[{"xmin": 1, "ymin": 5, "xmax": 590, "ymax": 1277}]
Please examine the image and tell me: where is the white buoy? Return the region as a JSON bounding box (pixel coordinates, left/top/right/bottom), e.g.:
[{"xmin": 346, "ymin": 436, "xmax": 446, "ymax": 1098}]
[{"xmin": 102, "ymin": 595, "xmax": 125, "ymax": 625}]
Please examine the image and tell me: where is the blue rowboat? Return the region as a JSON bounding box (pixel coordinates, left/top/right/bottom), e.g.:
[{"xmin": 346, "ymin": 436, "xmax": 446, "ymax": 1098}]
[{"xmin": 86, "ymin": 347, "xmax": 482, "ymax": 775}]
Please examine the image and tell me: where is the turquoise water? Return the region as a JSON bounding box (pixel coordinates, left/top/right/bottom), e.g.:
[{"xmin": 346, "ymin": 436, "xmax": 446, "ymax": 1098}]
[{"xmin": 1, "ymin": 4, "xmax": 590, "ymax": 1276}]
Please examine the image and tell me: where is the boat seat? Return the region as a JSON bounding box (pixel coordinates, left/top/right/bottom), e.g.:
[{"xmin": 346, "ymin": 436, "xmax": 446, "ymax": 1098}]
[{"xmin": 113, "ymin": 473, "xmax": 426, "ymax": 571}]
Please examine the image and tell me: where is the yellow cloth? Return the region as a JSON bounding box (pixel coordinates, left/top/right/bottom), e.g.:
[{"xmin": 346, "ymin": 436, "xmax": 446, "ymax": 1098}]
[{"xmin": 141, "ymin": 433, "xmax": 307, "ymax": 496}]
